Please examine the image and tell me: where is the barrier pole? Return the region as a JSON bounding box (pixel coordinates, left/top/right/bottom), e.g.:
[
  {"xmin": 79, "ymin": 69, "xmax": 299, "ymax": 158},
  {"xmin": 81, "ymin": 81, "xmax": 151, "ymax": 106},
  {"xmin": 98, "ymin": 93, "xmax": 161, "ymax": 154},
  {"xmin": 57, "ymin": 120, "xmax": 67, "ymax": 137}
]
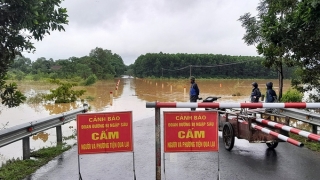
[
  {"xmin": 251, "ymin": 123, "xmax": 304, "ymax": 147},
  {"xmin": 115, "ymin": 87, "xmax": 118, "ymax": 96},
  {"xmin": 110, "ymin": 92, "xmax": 113, "ymax": 105},
  {"xmin": 145, "ymin": 102, "xmax": 320, "ymax": 109},
  {"xmin": 254, "ymin": 118, "xmax": 320, "ymax": 142},
  {"xmin": 155, "ymin": 107, "xmax": 161, "ymax": 180}
]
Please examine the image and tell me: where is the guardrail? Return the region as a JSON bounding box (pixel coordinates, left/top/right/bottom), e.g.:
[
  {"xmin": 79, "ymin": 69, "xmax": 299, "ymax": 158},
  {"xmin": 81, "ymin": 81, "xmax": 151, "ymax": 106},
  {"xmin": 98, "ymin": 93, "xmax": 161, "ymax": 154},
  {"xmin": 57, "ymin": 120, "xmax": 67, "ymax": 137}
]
[
  {"xmin": 280, "ymin": 108, "xmax": 320, "ymax": 134},
  {"xmin": 231, "ymin": 107, "xmax": 320, "ymax": 134},
  {"xmin": 0, "ymin": 104, "xmax": 88, "ymax": 160}
]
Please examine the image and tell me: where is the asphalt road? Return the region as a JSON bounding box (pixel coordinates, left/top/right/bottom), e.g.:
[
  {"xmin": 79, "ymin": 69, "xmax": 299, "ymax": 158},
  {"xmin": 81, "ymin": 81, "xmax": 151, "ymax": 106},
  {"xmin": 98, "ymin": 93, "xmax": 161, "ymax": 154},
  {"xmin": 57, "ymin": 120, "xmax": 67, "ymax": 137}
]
[{"xmin": 25, "ymin": 117, "xmax": 320, "ymax": 180}]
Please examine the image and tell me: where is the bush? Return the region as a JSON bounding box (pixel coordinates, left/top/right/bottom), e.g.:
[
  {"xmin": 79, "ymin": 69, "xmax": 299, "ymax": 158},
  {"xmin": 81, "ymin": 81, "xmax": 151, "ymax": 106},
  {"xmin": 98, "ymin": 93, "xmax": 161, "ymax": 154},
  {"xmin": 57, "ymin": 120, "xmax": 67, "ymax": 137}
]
[
  {"xmin": 83, "ymin": 74, "xmax": 97, "ymax": 86},
  {"xmin": 44, "ymin": 79, "xmax": 86, "ymax": 103},
  {"xmin": 15, "ymin": 71, "xmax": 25, "ymax": 81},
  {"xmin": 70, "ymin": 76, "xmax": 82, "ymax": 83},
  {"xmin": 281, "ymin": 89, "xmax": 303, "ymax": 102},
  {"xmin": 32, "ymin": 74, "xmax": 41, "ymax": 81},
  {"xmin": 49, "ymin": 73, "xmax": 58, "ymax": 79}
]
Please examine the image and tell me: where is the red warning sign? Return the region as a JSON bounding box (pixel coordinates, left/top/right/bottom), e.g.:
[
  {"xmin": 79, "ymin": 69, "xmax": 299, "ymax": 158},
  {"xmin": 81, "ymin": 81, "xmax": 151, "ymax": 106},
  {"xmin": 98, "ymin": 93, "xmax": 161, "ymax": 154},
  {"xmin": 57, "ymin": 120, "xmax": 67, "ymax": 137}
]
[
  {"xmin": 77, "ymin": 111, "xmax": 133, "ymax": 154},
  {"xmin": 164, "ymin": 111, "xmax": 218, "ymax": 152}
]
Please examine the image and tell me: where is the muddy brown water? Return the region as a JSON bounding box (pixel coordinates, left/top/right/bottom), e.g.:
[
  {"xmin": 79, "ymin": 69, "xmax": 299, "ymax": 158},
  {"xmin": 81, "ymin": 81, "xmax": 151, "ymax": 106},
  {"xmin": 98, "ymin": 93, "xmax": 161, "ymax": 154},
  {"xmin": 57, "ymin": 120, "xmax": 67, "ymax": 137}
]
[{"xmin": 0, "ymin": 78, "xmax": 296, "ymax": 165}]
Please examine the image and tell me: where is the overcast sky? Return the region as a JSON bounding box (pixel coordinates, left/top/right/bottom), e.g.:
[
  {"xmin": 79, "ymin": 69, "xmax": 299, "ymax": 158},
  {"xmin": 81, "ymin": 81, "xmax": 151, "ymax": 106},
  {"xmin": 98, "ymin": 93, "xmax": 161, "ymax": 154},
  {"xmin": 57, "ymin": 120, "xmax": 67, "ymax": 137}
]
[{"xmin": 22, "ymin": 0, "xmax": 260, "ymax": 65}]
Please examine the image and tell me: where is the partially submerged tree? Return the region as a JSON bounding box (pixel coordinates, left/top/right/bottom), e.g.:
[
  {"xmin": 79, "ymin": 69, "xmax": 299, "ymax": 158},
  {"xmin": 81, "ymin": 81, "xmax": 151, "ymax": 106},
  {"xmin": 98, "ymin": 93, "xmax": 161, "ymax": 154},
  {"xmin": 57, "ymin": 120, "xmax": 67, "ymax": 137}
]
[
  {"xmin": 0, "ymin": 0, "xmax": 68, "ymax": 107},
  {"xmin": 44, "ymin": 79, "xmax": 86, "ymax": 103}
]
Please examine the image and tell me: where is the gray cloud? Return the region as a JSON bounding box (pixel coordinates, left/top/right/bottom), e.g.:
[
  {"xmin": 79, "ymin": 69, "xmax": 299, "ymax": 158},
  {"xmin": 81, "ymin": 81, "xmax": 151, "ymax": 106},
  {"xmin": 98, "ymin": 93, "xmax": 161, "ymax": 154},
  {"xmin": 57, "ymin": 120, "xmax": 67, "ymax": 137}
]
[{"xmin": 23, "ymin": 0, "xmax": 259, "ymax": 65}]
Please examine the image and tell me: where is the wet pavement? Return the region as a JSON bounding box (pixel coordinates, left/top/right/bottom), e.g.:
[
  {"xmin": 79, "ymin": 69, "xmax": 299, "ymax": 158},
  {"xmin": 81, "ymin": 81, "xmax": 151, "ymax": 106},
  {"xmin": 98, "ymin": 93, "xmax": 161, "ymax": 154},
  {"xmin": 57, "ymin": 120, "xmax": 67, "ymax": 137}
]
[{"xmin": 25, "ymin": 116, "xmax": 320, "ymax": 180}]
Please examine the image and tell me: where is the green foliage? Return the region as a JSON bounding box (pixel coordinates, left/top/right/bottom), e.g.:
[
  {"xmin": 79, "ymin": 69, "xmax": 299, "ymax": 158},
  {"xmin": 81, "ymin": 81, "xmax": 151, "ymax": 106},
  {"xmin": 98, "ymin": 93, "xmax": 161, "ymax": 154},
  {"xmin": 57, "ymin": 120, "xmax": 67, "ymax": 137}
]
[
  {"xmin": 280, "ymin": 89, "xmax": 303, "ymax": 102},
  {"xmin": 0, "ymin": 145, "xmax": 71, "ymax": 180},
  {"xmin": 83, "ymin": 74, "xmax": 97, "ymax": 86},
  {"xmin": 26, "ymin": 93, "xmax": 45, "ymax": 104},
  {"xmin": 239, "ymin": 0, "xmax": 320, "ymax": 102},
  {"xmin": 289, "ymin": 133, "xmax": 320, "ymax": 152},
  {"xmin": 32, "ymin": 74, "xmax": 41, "ymax": 81},
  {"xmin": 14, "ymin": 70, "xmax": 25, "ymax": 81},
  {"xmin": 133, "ymin": 53, "xmax": 294, "ymax": 79},
  {"xmin": 44, "ymin": 79, "xmax": 86, "ymax": 103},
  {"xmin": 125, "ymin": 68, "xmax": 134, "ymax": 77},
  {"xmin": 85, "ymin": 96, "xmax": 95, "ymax": 101},
  {"xmin": 0, "ymin": 0, "xmax": 68, "ymax": 108},
  {"xmin": 0, "ymin": 83, "xmax": 26, "ymax": 108},
  {"xmin": 9, "ymin": 47, "xmax": 127, "ymax": 82}
]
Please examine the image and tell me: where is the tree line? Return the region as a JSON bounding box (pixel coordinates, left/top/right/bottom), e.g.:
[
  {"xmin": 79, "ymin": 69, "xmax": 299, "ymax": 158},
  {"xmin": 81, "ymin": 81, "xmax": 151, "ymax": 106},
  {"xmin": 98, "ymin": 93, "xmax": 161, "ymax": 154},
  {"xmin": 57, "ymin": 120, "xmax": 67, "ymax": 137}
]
[
  {"xmin": 9, "ymin": 47, "xmax": 127, "ymax": 81},
  {"xmin": 133, "ymin": 53, "xmax": 295, "ymax": 79}
]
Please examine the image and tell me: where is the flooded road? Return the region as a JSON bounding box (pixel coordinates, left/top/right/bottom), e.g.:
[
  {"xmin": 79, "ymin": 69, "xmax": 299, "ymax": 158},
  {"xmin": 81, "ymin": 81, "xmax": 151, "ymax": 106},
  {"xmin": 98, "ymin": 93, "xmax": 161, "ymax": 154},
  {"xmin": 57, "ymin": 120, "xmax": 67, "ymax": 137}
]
[{"xmin": 0, "ymin": 78, "xmax": 293, "ymax": 165}]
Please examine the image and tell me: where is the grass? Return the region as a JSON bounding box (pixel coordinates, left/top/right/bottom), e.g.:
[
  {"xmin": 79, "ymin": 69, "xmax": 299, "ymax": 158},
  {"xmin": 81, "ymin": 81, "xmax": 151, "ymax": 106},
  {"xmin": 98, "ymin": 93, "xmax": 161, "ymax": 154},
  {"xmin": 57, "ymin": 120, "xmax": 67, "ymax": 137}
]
[
  {"xmin": 289, "ymin": 133, "xmax": 320, "ymax": 152},
  {"xmin": 0, "ymin": 144, "xmax": 71, "ymax": 180}
]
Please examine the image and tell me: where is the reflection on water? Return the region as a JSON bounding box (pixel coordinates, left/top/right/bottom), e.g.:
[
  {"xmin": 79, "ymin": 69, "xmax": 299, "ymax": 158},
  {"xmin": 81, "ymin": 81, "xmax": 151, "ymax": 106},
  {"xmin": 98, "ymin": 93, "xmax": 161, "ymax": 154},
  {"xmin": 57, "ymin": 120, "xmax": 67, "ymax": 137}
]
[
  {"xmin": 32, "ymin": 132, "xmax": 49, "ymax": 143},
  {"xmin": 43, "ymin": 102, "xmax": 79, "ymax": 115}
]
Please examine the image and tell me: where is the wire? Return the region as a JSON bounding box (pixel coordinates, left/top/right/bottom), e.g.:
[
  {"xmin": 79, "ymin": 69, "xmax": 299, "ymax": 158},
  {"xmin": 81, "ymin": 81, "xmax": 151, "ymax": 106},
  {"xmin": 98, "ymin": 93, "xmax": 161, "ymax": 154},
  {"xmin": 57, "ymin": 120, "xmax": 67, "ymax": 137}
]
[
  {"xmin": 162, "ymin": 65, "xmax": 190, "ymax": 71},
  {"xmin": 162, "ymin": 59, "xmax": 259, "ymax": 72}
]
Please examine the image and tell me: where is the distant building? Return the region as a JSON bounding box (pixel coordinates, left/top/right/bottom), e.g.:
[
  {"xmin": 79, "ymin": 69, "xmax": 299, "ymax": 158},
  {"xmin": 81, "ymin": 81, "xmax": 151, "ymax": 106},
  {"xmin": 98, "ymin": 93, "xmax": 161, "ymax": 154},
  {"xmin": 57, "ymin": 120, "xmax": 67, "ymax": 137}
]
[{"xmin": 50, "ymin": 65, "xmax": 62, "ymax": 71}]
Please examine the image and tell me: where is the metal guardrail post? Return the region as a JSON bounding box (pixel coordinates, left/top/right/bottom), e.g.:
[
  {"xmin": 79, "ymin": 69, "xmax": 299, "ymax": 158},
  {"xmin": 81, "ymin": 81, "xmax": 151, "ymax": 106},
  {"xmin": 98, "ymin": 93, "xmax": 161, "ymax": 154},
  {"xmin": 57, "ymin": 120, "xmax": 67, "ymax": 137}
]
[
  {"xmin": 22, "ymin": 137, "xmax": 30, "ymax": 160},
  {"xmin": 312, "ymin": 125, "xmax": 318, "ymax": 134},
  {"xmin": 155, "ymin": 107, "xmax": 161, "ymax": 180},
  {"xmin": 56, "ymin": 125, "xmax": 62, "ymax": 145}
]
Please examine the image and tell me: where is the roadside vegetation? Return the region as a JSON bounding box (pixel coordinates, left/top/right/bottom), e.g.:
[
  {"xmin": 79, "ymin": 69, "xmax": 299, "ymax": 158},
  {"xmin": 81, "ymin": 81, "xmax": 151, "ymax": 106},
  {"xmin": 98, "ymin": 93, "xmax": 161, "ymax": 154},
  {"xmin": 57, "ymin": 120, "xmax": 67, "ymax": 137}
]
[
  {"xmin": 0, "ymin": 144, "xmax": 72, "ymax": 180},
  {"xmin": 289, "ymin": 133, "xmax": 320, "ymax": 152},
  {"xmin": 280, "ymin": 89, "xmax": 320, "ymax": 152}
]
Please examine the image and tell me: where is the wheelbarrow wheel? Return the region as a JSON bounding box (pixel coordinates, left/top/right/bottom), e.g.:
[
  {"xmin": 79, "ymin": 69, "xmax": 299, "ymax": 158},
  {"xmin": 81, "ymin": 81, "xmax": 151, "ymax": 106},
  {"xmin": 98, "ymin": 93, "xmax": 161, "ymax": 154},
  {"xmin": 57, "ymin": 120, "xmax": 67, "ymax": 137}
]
[
  {"xmin": 266, "ymin": 142, "xmax": 278, "ymax": 149},
  {"xmin": 223, "ymin": 122, "xmax": 235, "ymax": 151}
]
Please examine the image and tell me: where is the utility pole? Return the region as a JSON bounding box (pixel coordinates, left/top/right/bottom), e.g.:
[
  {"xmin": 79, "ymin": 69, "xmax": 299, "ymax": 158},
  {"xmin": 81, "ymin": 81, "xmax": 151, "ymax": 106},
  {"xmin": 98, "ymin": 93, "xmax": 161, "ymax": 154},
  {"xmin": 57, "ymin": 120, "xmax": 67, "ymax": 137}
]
[
  {"xmin": 162, "ymin": 68, "xmax": 163, "ymax": 77},
  {"xmin": 189, "ymin": 65, "xmax": 192, "ymax": 77}
]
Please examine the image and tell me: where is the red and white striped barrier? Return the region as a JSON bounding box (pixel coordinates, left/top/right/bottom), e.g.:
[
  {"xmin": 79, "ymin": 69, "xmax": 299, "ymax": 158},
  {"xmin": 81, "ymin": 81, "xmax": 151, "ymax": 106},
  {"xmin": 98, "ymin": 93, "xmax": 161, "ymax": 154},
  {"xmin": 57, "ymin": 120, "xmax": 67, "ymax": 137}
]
[
  {"xmin": 251, "ymin": 124, "xmax": 304, "ymax": 147},
  {"xmin": 146, "ymin": 102, "xmax": 320, "ymax": 109},
  {"xmin": 254, "ymin": 118, "xmax": 320, "ymax": 142}
]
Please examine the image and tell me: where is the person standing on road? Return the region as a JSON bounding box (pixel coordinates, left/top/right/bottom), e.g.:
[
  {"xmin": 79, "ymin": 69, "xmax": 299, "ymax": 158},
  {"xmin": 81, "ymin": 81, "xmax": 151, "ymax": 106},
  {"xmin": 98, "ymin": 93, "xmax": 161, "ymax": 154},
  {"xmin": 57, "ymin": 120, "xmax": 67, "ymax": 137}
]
[
  {"xmin": 190, "ymin": 76, "xmax": 200, "ymax": 111},
  {"xmin": 250, "ymin": 82, "xmax": 261, "ymax": 103},
  {"xmin": 265, "ymin": 82, "xmax": 278, "ymax": 113},
  {"xmin": 265, "ymin": 82, "xmax": 277, "ymax": 103}
]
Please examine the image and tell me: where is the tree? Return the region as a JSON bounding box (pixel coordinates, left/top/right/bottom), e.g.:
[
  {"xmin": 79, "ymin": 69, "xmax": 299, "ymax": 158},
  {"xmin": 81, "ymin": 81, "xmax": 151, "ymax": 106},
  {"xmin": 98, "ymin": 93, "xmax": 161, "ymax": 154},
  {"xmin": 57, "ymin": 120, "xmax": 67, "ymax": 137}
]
[
  {"xmin": 0, "ymin": 0, "xmax": 68, "ymax": 107},
  {"xmin": 89, "ymin": 47, "xmax": 115, "ymax": 79},
  {"xmin": 240, "ymin": 0, "xmax": 320, "ymax": 101},
  {"xmin": 44, "ymin": 79, "xmax": 86, "ymax": 103},
  {"xmin": 238, "ymin": 0, "xmax": 297, "ymax": 100},
  {"xmin": 284, "ymin": 1, "xmax": 320, "ymax": 101}
]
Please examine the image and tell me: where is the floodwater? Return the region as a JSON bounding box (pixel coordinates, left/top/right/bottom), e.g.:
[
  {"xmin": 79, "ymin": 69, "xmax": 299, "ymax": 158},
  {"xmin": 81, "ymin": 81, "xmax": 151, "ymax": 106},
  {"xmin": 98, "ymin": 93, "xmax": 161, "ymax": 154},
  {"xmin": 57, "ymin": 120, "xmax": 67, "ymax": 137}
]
[{"xmin": 0, "ymin": 78, "xmax": 295, "ymax": 165}]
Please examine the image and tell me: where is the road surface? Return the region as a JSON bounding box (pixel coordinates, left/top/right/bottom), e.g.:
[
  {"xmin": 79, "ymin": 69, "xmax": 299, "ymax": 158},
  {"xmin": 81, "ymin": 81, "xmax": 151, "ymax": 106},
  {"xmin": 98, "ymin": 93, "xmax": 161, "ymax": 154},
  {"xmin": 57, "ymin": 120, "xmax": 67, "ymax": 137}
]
[{"xmin": 25, "ymin": 117, "xmax": 320, "ymax": 180}]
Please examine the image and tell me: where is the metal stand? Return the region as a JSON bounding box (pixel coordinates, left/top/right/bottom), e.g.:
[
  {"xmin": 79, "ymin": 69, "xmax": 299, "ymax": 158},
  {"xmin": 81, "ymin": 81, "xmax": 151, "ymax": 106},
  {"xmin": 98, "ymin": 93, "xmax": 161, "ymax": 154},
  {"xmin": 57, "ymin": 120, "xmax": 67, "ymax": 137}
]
[
  {"xmin": 78, "ymin": 155, "xmax": 83, "ymax": 180},
  {"xmin": 133, "ymin": 152, "xmax": 137, "ymax": 180},
  {"xmin": 163, "ymin": 152, "xmax": 167, "ymax": 180}
]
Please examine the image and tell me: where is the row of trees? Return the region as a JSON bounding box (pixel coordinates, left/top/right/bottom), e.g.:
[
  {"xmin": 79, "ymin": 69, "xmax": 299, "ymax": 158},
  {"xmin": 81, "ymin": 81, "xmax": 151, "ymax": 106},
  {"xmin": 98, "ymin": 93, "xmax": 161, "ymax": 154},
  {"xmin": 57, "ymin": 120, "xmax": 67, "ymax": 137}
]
[
  {"xmin": 9, "ymin": 47, "xmax": 127, "ymax": 80},
  {"xmin": 133, "ymin": 53, "xmax": 295, "ymax": 79}
]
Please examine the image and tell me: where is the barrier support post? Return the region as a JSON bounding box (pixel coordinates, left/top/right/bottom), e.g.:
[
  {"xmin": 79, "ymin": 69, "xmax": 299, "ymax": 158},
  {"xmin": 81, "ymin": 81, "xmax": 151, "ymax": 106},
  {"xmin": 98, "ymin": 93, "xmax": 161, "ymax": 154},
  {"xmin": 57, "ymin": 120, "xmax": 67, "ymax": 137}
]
[
  {"xmin": 22, "ymin": 137, "xmax": 30, "ymax": 160},
  {"xmin": 155, "ymin": 107, "xmax": 161, "ymax": 180},
  {"xmin": 312, "ymin": 125, "xmax": 318, "ymax": 134},
  {"xmin": 56, "ymin": 125, "xmax": 63, "ymax": 145}
]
